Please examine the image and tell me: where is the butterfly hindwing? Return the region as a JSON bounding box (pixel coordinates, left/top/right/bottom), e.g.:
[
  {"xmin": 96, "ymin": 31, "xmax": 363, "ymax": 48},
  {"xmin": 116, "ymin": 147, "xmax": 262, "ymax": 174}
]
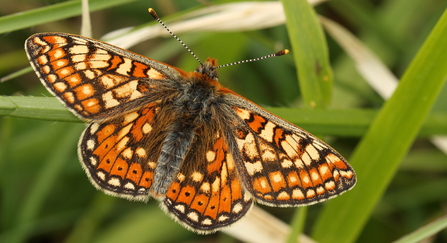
[
  {"xmin": 162, "ymin": 128, "xmax": 253, "ymax": 233},
  {"xmin": 227, "ymin": 94, "xmax": 356, "ymax": 206},
  {"xmin": 78, "ymin": 102, "xmax": 163, "ymax": 201},
  {"xmin": 25, "ymin": 33, "xmax": 185, "ymax": 120}
]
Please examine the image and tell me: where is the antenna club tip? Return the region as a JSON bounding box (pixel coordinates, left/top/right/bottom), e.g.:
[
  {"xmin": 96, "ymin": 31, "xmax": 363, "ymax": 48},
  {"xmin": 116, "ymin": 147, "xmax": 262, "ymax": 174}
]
[
  {"xmin": 277, "ymin": 49, "xmax": 290, "ymax": 56},
  {"xmin": 148, "ymin": 8, "xmax": 158, "ymax": 19}
]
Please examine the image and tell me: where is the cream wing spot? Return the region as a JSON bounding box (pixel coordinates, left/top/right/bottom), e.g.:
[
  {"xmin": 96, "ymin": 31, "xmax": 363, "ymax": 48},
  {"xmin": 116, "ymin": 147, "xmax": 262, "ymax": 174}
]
[
  {"xmin": 55, "ymin": 60, "xmax": 66, "ymax": 68},
  {"xmin": 83, "ymin": 70, "xmax": 96, "ymax": 79},
  {"xmin": 47, "ymin": 74, "xmax": 57, "ymax": 83},
  {"xmin": 53, "ymin": 49, "xmax": 64, "ymax": 58},
  {"xmin": 108, "ymin": 178, "xmax": 121, "ymax": 187},
  {"xmin": 86, "ymin": 139, "xmax": 95, "ymax": 150},
  {"xmin": 306, "ymin": 189, "xmax": 316, "ymax": 198},
  {"xmin": 319, "ymin": 164, "xmax": 330, "ymax": 177},
  {"xmin": 80, "ymin": 84, "xmax": 94, "ymax": 96},
  {"xmin": 218, "ymin": 215, "xmax": 229, "ymax": 222},
  {"xmin": 136, "ymin": 147, "xmax": 147, "ymax": 158},
  {"xmin": 117, "ymin": 123, "xmax": 133, "ymax": 140},
  {"xmin": 244, "ymin": 161, "xmax": 263, "ymax": 176},
  {"xmin": 259, "ymin": 121, "xmax": 276, "ymax": 143},
  {"xmin": 292, "ymin": 189, "xmax": 305, "ymax": 199},
  {"xmin": 271, "ymin": 172, "xmax": 284, "ymax": 183},
  {"xmin": 37, "ymin": 55, "xmax": 48, "ymax": 64},
  {"xmin": 212, "ymin": 177, "xmax": 220, "ymax": 192},
  {"xmin": 188, "ymin": 212, "xmax": 199, "ymax": 222},
  {"xmin": 174, "ymin": 204, "xmax": 185, "ymax": 213},
  {"xmin": 200, "ymin": 182, "xmax": 210, "ymax": 193},
  {"xmin": 325, "ymin": 181, "xmax": 336, "ymax": 190},
  {"xmin": 142, "ymin": 123, "xmax": 152, "ymax": 134},
  {"xmin": 340, "ymin": 170, "xmax": 353, "ymax": 178},
  {"xmin": 301, "ymin": 151, "xmax": 313, "ymax": 166},
  {"xmin": 72, "ymin": 54, "xmax": 86, "ymax": 63},
  {"xmin": 277, "ymin": 191, "xmax": 290, "ymax": 200},
  {"xmin": 232, "ymin": 203, "xmax": 243, "ymax": 213},
  {"xmin": 147, "ymin": 161, "xmax": 157, "ymax": 169},
  {"xmin": 281, "ymin": 159, "xmax": 293, "ymax": 168},
  {"xmin": 311, "ymin": 171, "xmax": 320, "ymax": 181},
  {"xmin": 124, "ymin": 111, "xmax": 139, "ymax": 124},
  {"xmin": 234, "ymin": 107, "xmax": 250, "ymax": 120},
  {"xmin": 306, "ymin": 144, "xmax": 320, "ymax": 161},
  {"xmin": 316, "ymin": 186, "xmax": 325, "ymax": 194},
  {"xmin": 89, "ymin": 157, "xmax": 97, "ymax": 166},
  {"xmin": 75, "ymin": 62, "xmax": 87, "ymax": 70},
  {"xmin": 191, "ymin": 171, "xmax": 204, "ymax": 182},
  {"xmin": 146, "ymin": 68, "xmax": 165, "ymax": 79},
  {"xmin": 202, "ymin": 218, "xmax": 212, "ymax": 225},
  {"xmin": 262, "ymin": 148, "xmax": 276, "ymax": 161},
  {"xmin": 302, "ymin": 174, "xmax": 310, "ymax": 185},
  {"xmin": 116, "ymin": 136, "xmax": 130, "ymax": 151},
  {"xmin": 288, "ymin": 173, "xmax": 298, "ymax": 183},
  {"xmin": 206, "ymin": 150, "xmax": 216, "ymax": 162},
  {"xmin": 42, "ymin": 65, "xmax": 51, "ymax": 74},
  {"xmin": 32, "ymin": 36, "xmax": 48, "ymax": 47},
  {"xmin": 69, "ymin": 45, "xmax": 89, "ymax": 55},
  {"xmin": 116, "ymin": 58, "xmax": 132, "ymax": 75},
  {"xmin": 59, "ymin": 68, "xmax": 70, "ymax": 76},
  {"xmin": 122, "ymin": 147, "xmax": 133, "ymax": 159},
  {"xmin": 97, "ymin": 171, "xmax": 106, "ymax": 181},
  {"xmin": 259, "ymin": 177, "xmax": 268, "ymax": 189},
  {"xmin": 89, "ymin": 123, "xmax": 100, "ymax": 134},
  {"xmin": 124, "ymin": 182, "xmax": 135, "ymax": 190},
  {"xmin": 99, "ymin": 75, "xmax": 116, "ymax": 88},
  {"xmin": 177, "ymin": 173, "xmax": 186, "ymax": 182},
  {"xmin": 54, "ymin": 82, "xmax": 67, "ymax": 92},
  {"xmin": 102, "ymin": 91, "xmax": 120, "ymax": 109}
]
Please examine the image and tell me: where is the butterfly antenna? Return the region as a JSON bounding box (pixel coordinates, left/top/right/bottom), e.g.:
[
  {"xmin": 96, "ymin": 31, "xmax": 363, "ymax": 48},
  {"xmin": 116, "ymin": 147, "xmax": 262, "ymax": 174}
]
[
  {"xmin": 148, "ymin": 8, "xmax": 203, "ymax": 66},
  {"xmin": 215, "ymin": 49, "xmax": 289, "ymax": 70}
]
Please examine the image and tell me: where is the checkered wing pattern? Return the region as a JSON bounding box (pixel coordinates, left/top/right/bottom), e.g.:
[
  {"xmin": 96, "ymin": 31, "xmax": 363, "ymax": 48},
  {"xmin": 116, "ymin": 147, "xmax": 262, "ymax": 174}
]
[
  {"xmin": 25, "ymin": 33, "xmax": 184, "ymax": 120},
  {"xmin": 228, "ymin": 94, "xmax": 356, "ymax": 206}
]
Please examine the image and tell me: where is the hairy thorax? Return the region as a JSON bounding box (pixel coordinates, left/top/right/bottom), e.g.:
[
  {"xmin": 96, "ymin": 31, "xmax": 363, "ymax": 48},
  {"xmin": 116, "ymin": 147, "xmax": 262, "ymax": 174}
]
[{"xmin": 173, "ymin": 73, "xmax": 222, "ymax": 125}]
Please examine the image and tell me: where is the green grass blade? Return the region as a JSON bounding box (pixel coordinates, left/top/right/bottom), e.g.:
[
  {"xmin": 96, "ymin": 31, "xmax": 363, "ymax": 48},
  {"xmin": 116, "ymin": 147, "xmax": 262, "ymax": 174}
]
[
  {"xmin": 0, "ymin": 96, "xmax": 78, "ymax": 122},
  {"xmin": 2, "ymin": 96, "xmax": 447, "ymax": 136},
  {"xmin": 281, "ymin": 0, "xmax": 333, "ymax": 108},
  {"xmin": 392, "ymin": 215, "xmax": 447, "ymax": 243},
  {"xmin": 312, "ymin": 8, "xmax": 447, "ymax": 243},
  {"xmin": 0, "ymin": 0, "xmax": 137, "ymax": 34}
]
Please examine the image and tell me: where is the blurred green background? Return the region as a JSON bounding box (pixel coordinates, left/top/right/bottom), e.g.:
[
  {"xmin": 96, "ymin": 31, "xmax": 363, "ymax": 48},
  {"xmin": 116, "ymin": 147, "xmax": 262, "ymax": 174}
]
[{"xmin": 1, "ymin": 0, "xmax": 447, "ymax": 242}]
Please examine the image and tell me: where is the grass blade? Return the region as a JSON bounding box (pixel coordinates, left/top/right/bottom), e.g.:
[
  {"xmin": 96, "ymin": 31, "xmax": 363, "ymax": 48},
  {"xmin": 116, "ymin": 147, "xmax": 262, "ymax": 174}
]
[
  {"xmin": 312, "ymin": 8, "xmax": 447, "ymax": 243},
  {"xmin": 281, "ymin": 0, "xmax": 333, "ymax": 108}
]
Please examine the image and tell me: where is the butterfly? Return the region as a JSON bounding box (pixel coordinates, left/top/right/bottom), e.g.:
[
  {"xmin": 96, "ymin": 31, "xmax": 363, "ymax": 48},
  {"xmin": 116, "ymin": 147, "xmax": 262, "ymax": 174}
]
[{"xmin": 24, "ymin": 8, "xmax": 356, "ymax": 234}]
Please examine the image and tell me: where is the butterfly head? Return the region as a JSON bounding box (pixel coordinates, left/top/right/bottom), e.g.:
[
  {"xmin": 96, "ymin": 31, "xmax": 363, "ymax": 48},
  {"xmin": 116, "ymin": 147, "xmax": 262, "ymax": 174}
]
[{"xmin": 195, "ymin": 58, "xmax": 219, "ymax": 81}]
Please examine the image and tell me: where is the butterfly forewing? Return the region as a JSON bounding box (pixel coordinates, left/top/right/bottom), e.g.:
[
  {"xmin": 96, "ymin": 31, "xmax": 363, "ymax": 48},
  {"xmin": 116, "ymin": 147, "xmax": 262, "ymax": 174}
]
[
  {"xmin": 25, "ymin": 33, "xmax": 184, "ymax": 120},
  {"xmin": 227, "ymin": 94, "xmax": 356, "ymax": 206}
]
